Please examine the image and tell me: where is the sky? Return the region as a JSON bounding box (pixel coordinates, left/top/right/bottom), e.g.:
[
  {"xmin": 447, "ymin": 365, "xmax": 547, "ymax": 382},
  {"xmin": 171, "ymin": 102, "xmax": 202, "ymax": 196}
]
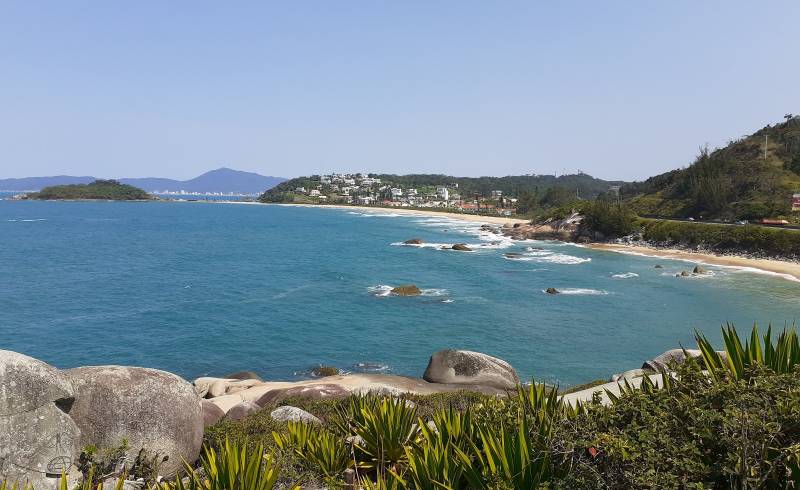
[{"xmin": 1, "ymin": 2, "xmax": 798, "ymax": 181}]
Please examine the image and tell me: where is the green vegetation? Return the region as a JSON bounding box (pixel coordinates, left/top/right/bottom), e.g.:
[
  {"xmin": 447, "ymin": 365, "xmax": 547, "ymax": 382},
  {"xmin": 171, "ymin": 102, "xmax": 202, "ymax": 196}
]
[
  {"xmin": 641, "ymin": 218, "xmax": 800, "ymax": 257},
  {"xmin": 578, "ymin": 200, "xmax": 638, "ymax": 239},
  {"xmin": 26, "ymin": 179, "xmax": 150, "ymax": 200},
  {"xmin": 5, "ymin": 325, "xmax": 800, "ymax": 488},
  {"xmin": 622, "ymin": 117, "xmax": 800, "ymax": 222}
]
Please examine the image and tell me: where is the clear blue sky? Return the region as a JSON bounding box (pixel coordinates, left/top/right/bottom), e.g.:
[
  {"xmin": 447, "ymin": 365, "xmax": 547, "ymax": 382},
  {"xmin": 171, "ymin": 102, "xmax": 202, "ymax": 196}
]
[{"xmin": 1, "ymin": 2, "xmax": 798, "ymax": 181}]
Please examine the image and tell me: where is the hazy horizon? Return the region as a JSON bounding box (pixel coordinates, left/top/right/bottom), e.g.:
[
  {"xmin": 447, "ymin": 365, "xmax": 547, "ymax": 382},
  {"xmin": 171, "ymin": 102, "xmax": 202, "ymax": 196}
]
[{"xmin": 1, "ymin": 2, "xmax": 798, "ymax": 181}]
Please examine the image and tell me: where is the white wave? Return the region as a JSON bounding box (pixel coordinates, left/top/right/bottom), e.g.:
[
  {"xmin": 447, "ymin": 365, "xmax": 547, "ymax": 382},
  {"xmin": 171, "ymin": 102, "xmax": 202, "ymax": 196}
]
[
  {"xmin": 509, "ymin": 252, "xmax": 591, "ymax": 265},
  {"xmin": 543, "ymin": 288, "xmax": 609, "ymax": 295},
  {"xmin": 611, "ymin": 272, "xmax": 639, "ymax": 279},
  {"xmin": 441, "ymin": 299, "xmax": 455, "ymax": 303},
  {"xmin": 7, "ymin": 218, "xmax": 46, "ymax": 222},
  {"xmin": 353, "ymin": 362, "xmax": 391, "ymax": 373}
]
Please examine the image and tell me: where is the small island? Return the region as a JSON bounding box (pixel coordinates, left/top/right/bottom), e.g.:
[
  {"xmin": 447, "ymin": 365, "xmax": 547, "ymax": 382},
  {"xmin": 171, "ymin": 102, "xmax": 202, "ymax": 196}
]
[{"xmin": 25, "ymin": 179, "xmax": 151, "ymax": 200}]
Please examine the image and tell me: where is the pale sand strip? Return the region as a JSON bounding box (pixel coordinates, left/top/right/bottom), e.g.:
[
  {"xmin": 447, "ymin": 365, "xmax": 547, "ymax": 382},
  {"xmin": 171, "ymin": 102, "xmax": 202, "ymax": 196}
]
[{"xmin": 587, "ymin": 243, "xmax": 800, "ymax": 282}]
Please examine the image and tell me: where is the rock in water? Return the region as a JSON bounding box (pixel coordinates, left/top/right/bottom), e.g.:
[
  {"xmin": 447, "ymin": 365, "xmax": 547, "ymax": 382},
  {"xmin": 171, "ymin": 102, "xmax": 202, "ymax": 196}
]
[
  {"xmin": 654, "ymin": 264, "xmax": 664, "ymax": 269},
  {"xmin": 311, "ymin": 366, "xmax": 340, "ymax": 377},
  {"xmin": 66, "ymin": 366, "xmax": 203, "ymax": 477},
  {"xmin": 225, "ymin": 401, "xmax": 261, "ymax": 422},
  {"xmin": 693, "ymin": 265, "xmax": 708, "ymax": 274},
  {"xmin": 545, "ymin": 287, "xmax": 560, "ymax": 294},
  {"xmin": 403, "ymin": 238, "xmax": 424, "ymax": 244},
  {"xmin": 270, "ymin": 406, "xmax": 322, "ymax": 425},
  {"xmin": 391, "ymin": 285, "xmax": 422, "ymax": 296},
  {"xmin": 0, "ymin": 350, "xmax": 81, "ymax": 489},
  {"xmin": 680, "ymin": 271, "xmax": 690, "ymax": 277},
  {"xmin": 201, "ymin": 399, "xmax": 225, "ymax": 428},
  {"xmin": 423, "ymin": 350, "xmax": 520, "ymax": 390},
  {"xmin": 451, "ymin": 243, "xmax": 472, "ymax": 251}
]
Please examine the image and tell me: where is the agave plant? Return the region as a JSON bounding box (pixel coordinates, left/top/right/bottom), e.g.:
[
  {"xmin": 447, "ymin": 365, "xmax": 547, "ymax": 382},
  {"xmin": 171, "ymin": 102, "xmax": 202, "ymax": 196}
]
[
  {"xmin": 0, "ymin": 481, "xmax": 35, "ymax": 490},
  {"xmin": 158, "ymin": 438, "xmax": 285, "ymax": 490},
  {"xmin": 352, "ymin": 396, "xmax": 419, "ymax": 469},
  {"xmin": 274, "ymin": 422, "xmax": 352, "ymax": 477},
  {"xmin": 421, "ymin": 405, "xmax": 478, "ymax": 452},
  {"xmin": 695, "ymin": 323, "xmax": 800, "ymax": 381}
]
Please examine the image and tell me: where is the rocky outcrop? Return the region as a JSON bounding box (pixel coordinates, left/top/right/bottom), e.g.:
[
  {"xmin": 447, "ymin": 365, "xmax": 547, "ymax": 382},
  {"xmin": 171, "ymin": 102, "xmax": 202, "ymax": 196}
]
[
  {"xmin": 403, "ymin": 238, "xmax": 424, "ymax": 244},
  {"xmin": 391, "ymin": 285, "xmax": 421, "ymax": 296},
  {"xmin": 451, "ymin": 243, "xmax": 472, "ymax": 251},
  {"xmin": 224, "ymin": 370, "xmax": 262, "ymax": 381},
  {"xmin": 66, "ymin": 366, "xmax": 203, "ymax": 477},
  {"xmin": 0, "ymin": 350, "xmax": 81, "ymax": 489},
  {"xmin": 224, "ymin": 401, "xmax": 261, "ymax": 422},
  {"xmin": 255, "ymin": 384, "xmax": 349, "ymax": 407},
  {"xmin": 545, "ymin": 288, "xmax": 560, "ymax": 294},
  {"xmin": 693, "ymin": 265, "xmax": 708, "ymax": 274},
  {"xmin": 270, "ymin": 406, "xmax": 322, "ymax": 425},
  {"xmin": 423, "ymin": 350, "xmax": 519, "ymax": 390}
]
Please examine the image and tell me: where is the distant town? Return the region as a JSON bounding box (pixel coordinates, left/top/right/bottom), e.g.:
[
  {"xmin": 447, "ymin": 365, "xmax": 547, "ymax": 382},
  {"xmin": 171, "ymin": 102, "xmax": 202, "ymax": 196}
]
[{"xmin": 279, "ymin": 173, "xmax": 521, "ymax": 215}]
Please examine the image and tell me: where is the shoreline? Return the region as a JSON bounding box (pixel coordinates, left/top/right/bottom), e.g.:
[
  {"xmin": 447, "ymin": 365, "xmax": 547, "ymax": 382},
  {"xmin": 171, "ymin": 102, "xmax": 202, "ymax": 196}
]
[{"xmin": 587, "ymin": 243, "xmax": 800, "ymax": 282}]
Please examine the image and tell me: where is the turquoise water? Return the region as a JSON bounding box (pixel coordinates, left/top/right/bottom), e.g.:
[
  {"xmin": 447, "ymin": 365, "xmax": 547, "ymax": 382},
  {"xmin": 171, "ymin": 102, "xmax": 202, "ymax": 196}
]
[{"xmin": 1, "ymin": 200, "xmax": 799, "ymax": 386}]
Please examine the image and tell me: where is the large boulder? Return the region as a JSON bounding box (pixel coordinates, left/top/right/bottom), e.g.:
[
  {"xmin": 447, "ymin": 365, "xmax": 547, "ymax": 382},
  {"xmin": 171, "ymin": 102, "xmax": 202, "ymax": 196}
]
[
  {"xmin": 66, "ymin": 366, "xmax": 203, "ymax": 477},
  {"xmin": 423, "ymin": 350, "xmax": 519, "ymax": 390},
  {"xmin": 224, "ymin": 401, "xmax": 261, "ymax": 422},
  {"xmin": 201, "ymin": 399, "xmax": 225, "ymax": 428},
  {"xmin": 642, "ymin": 349, "xmax": 703, "ymax": 371},
  {"xmin": 224, "ymin": 370, "xmax": 262, "ymax": 382},
  {"xmin": 0, "ymin": 350, "xmax": 81, "ymax": 489},
  {"xmin": 256, "ymin": 384, "xmax": 349, "ymax": 407},
  {"xmin": 270, "ymin": 406, "xmax": 322, "ymax": 425}
]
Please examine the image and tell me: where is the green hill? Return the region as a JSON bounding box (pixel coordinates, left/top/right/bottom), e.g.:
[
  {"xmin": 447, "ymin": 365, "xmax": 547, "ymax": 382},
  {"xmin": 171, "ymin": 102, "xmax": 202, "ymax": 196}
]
[
  {"xmin": 27, "ymin": 179, "xmax": 151, "ymax": 200},
  {"xmin": 621, "ymin": 116, "xmax": 800, "ymax": 221}
]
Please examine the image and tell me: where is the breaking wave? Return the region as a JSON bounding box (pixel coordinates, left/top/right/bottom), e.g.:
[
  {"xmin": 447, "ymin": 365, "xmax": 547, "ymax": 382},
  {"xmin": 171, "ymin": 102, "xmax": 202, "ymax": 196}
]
[
  {"xmin": 368, "ymin": 285, "xmax": 450, "ymax": 297},
  {"xmin": 612, "ymin": 272, "xmax": 639, "ymax": 279},
  {"xmin": 543, "ymin": 288, "xmax": 609, "ymax": 296}
]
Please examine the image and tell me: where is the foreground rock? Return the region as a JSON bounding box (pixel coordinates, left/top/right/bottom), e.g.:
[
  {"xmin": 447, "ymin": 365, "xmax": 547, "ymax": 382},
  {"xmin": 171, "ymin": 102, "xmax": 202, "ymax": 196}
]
[
  {"xmin": 423, "ymin": 350, "xmax": 519, "ymax": 390},
  {"xmin": 391, "ymin": 285, "xmax": 422, "ymax": 296},
  {"xmin": 641, "ymin": 349, "xmax": 703, "ymax": 371},
  {"xmin": 256, "ymin": 383, "xmax": 350, "ymax": 407},
  {"xmin": 224, "ymin": 401, "xmax": 261, "ymax": 422},
  {"xmin": 270, "ymin": 406, "xmax": 322, "ymax": 425},
  {"xmin": 0, "ymin": 350, "xmax": 81, "ymax": 489},
  {"xmin": 201, "ymin": 399, "xmax": 225, "ymax": 428},
  {"xmin": 66, "ymin": 366, "xmax": 203, "ymax": 477}
]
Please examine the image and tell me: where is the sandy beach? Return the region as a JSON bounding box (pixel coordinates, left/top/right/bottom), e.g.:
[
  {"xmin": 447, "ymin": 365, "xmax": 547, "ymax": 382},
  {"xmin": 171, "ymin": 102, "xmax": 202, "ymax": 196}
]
[{"xmin": 587, "ymin": 243, "xmax": 800, "ymax": 282}]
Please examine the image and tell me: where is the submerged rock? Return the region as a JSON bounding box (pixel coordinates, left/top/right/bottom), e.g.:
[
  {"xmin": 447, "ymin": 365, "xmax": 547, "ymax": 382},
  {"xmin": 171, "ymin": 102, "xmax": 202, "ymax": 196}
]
[
  {"xmin": 391, "ymin": 285, "xmax": 422, "ymax": 296},
  {"xmin": 66, "ymin": 366, "xmax": 203, "ymax": 477},
  {"xmin": 504, "ymin": 252, "xmax": 523, "ymax": 259},
  {"xmin": 403, "ymin": 238, "xmax": 424, "ymax": 244},
  {"xmin": 423, "ymin": 349, "xmax": 519, "ymax": 390},
  {"xmin": 312, "ymin": 366, "xmax": 340, "ymax": 377},
  {"xmin": 270, "ymin": 406, "xmax": 322, "ymax": 425},
  {"xmin": 545, "ymin": 287, "xmax": 560, "ymax": 294},
  {"xmin": 451, "ymin": 243, "xmax": 472, "ymax": 251},
  {"xmin": 654, "ymin": 264, "xmax": 664, "ymax": 269}
]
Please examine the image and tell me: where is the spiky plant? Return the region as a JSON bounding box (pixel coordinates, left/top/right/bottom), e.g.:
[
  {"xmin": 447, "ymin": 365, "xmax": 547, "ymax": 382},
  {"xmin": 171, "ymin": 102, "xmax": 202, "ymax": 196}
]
[
  {"xmin": 275, "ymin": 422, "xmax": 352, "ymax": 477},
  {"xmin": 0, "ymin": 481, "xmax": 35, "ymax": 490},
  {"xmin": 351, "ymin": 397, "xmax": 419, "ymax": 469},
  {"xmin": 695, "ymin": 323, "xmax": 800, "ymax": 381}
]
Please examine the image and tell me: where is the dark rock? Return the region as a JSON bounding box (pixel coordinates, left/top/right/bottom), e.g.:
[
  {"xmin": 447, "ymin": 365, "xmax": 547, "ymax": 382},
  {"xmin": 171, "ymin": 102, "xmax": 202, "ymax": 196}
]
[
  {"xmin": 451, "ymin": 243, "xmax": 472, "ymax": 251},
  {"xmin": 224, "ymin": 401, "xmax": 261, "ymax": 422},
  {"xmin": 201, "ymin": 400, "xmax": 225, "ymax": 428},
  {"xmin": 680, "ymin": 271, "xmax": 690, "ymax": 277},
  {"xmin": 391, "ymin": 285, "xmax": 421, "ymax": 296},
  {"xmin": 654, "ymin": 264, "xmax": 664, "ymax": 269},
  {"xmin": 423, "ymin": 349, "xmax": 520, "ymax": 390},
  {"xmin": 504, "ymin": 253, "xmax": 523, "ymax": 259},
  {"xmin": 311, "ymin": 366, "xmax": 340, "ymax": 377},
  {"xmin": 223, "ymin": 370, "xmax": 262, "ymax": 381},
  {"xmin": 545, "ymin": 287, "xmax": 560, "ymax": 294},
  {"xmin": 66, "ymin": 366, "xmax": 203, "ymax": 477},
  {"xmin": 256, "ymin": 384, "xmax": 349, "ymax": 407},
  {"xmin": 403, "ymin": 238, "xmax": 424, "ymax": 245},
  {"xmin": 693, "ymin": 265, "xmax": 708, "ymax": 274}
]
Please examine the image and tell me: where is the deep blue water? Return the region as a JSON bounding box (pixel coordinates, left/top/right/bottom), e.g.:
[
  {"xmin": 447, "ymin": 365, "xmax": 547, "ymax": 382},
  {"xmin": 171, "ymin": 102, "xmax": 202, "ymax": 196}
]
[{"xmin": 1, "ymin": 200, "xmax": 799, "ymax": 386}]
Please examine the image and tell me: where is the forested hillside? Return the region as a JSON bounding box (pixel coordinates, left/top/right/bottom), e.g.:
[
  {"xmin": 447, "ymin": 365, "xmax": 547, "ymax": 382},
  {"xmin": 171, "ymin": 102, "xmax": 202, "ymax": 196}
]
[{"xmin": 621, "ymin": 116, "xmax": 800, "ymax": 221}]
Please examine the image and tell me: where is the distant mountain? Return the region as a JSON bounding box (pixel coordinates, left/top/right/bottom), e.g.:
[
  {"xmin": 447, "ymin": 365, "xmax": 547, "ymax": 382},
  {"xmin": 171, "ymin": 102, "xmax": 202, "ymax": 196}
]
[{"xmin": 0, "ymin": 168, "xmax": 286, "ymax": 194}]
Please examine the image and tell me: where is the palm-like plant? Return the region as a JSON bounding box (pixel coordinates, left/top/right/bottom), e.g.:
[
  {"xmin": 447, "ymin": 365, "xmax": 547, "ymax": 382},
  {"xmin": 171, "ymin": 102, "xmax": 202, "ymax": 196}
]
[
  {"xmin": 0, "ymin": 481, "xmax": 35, "ymax": 490},
  {"xmin": 275, "ymin": 422, "xmax": 352, "ymax": 477},
  {"xmin": 352, "ymin": 397, "xmax": 419, "ymax": 469},
  {"xmin": 695, "ymin": 323, "xmax": 800, "ymax": 381}
]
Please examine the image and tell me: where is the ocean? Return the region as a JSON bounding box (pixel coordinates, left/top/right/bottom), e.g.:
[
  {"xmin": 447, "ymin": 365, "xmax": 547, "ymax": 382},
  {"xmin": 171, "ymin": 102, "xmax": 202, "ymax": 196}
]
[{"xmin": 1, "ymin": 198, "xmax": 799, "ymax": 386}]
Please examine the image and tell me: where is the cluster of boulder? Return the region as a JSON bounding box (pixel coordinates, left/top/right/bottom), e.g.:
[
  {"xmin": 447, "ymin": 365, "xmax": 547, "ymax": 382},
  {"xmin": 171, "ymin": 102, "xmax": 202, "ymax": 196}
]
[
  {"xmin": 0, "ymin": 350, "xmax": 203, "ymax": 489},
  {"xmin": 2, "ymin": 345, "xmax": 721, "ymax": 487}
]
